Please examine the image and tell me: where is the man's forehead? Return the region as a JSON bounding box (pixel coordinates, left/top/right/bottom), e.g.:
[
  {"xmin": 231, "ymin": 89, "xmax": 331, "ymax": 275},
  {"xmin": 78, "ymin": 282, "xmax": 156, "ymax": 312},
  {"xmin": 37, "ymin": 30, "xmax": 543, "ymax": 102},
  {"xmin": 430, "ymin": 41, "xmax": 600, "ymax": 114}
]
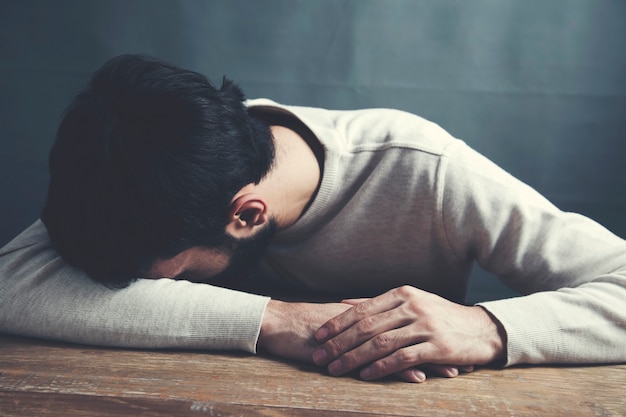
[{"xmin": 146, "ymin": 247, "xmax": 229, "ymax": 279}]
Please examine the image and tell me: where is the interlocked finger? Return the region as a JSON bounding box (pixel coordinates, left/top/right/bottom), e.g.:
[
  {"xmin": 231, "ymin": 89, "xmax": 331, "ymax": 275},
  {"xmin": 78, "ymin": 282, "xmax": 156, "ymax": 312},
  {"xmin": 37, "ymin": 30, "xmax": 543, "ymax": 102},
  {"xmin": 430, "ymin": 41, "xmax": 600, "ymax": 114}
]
[
  {"xmin": 313, "ymin": 306, "xmax": 414, "ymax": 368},
  {"xmin": 315, "ymin": 291, "xmax": 405, "ymax": 343},
  {"xmin": 325, "ymin": 326, "xmax": 424, "ymax": 376},
  {"xmin": 359, "ymin": 342, "xmax": 439, "ymax": 381}
]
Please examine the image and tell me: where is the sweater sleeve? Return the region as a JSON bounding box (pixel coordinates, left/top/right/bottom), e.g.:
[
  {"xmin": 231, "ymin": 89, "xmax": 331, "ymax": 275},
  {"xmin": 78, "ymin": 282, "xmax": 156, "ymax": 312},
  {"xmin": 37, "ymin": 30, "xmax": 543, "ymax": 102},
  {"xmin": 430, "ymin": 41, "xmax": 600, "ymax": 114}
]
[
  {"xmin": 440, "ymin": 141, "xmax": 626, "ymax": 366},
  {"xmin": 0, "ymin": 220, "xmax": 270, "ymax": 352}
]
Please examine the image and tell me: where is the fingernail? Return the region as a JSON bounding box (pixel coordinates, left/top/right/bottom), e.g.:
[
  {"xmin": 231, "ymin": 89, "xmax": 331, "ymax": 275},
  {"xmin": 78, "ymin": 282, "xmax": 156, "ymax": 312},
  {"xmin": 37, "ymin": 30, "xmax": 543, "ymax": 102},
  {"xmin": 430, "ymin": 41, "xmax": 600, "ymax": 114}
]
[
  {"xmin": 312, "ymin": 349, "xmax": 328, "ymax": 364},
  {"xmin": 413, "ymin": 370, "xmax": 426, "ymax": 382},
  {"xmin": 360, "ymin": 367, "xmax": 372, "ymax": 380},
  {"xmin": 446, "ymin": 367, "xmax": 459, "ymax": 377},
  {"xmin": 328, "ymin": 360, "xmax": 343, "ymax": 375},
  {"xmin": 316, "ymin": 327, "xmax": 329, "ymax": 341}
]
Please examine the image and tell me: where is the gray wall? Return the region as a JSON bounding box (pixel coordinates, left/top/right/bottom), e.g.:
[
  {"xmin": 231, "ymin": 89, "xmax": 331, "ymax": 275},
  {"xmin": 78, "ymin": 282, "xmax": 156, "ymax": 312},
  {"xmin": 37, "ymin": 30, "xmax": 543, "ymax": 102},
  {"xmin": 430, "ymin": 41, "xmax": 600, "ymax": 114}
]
[{"xmin": 1, "ymin": 0, "xmax": 625, "ymax": 301}]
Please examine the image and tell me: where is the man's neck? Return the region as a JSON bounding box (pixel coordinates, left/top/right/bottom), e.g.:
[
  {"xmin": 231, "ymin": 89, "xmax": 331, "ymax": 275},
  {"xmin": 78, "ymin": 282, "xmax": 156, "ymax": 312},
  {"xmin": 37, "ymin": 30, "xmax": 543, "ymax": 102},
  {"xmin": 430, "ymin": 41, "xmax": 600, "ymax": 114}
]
[{"xmin": 252, "ymin": 123, "xmax": 322, "ymax": 230}]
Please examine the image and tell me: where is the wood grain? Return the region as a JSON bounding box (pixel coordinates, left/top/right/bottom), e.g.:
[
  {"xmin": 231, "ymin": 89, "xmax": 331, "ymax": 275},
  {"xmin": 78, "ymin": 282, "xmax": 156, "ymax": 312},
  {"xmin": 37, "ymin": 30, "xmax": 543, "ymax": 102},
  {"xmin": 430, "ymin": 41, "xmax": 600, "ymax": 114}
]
[{"xmin": 0, "ymin": 334, "xmax": 624, "ymax": 416}]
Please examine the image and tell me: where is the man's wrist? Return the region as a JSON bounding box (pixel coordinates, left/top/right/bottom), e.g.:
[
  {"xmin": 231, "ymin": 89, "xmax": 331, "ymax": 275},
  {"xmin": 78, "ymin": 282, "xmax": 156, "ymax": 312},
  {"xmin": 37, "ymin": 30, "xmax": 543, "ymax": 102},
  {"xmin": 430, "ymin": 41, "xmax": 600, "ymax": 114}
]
[
  {"xmin": 258, "ymin": 299, "xmax": 283, "ymax": 351},
  {"xmin": 475, "ymin": 305, "xmax": 507, "ymax": 365}
]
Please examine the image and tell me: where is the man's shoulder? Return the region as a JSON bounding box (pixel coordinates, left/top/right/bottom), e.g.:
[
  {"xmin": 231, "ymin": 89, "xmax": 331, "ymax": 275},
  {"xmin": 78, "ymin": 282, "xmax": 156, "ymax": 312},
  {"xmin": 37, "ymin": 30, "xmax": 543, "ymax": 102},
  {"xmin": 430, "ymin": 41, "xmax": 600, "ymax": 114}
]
[
  {"xmin": 1, "ymin": 220, "xmax": 49, "ymax": 255},
  {"xmin": 246, "ymin": 99, "xmax": 459, "ymax": 156},
  {"xmin": 330, "ymin": 107, "xmax": 457, "ymax": 156}
]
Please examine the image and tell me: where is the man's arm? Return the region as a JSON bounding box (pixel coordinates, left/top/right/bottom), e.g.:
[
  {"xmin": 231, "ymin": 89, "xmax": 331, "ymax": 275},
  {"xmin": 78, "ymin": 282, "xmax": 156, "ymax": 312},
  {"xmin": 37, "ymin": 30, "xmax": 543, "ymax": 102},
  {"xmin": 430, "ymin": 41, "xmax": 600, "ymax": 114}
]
[
  {"xmin": 0, "ymin": 220, "xmax": 269, "ymax": 352},
  {"xmin": 443, "ymin": 141, "xmax": 626, "ymax": 366},
  {"xmin": 309, "ymin": 140, "xmax": 626, "ymax": 378}
]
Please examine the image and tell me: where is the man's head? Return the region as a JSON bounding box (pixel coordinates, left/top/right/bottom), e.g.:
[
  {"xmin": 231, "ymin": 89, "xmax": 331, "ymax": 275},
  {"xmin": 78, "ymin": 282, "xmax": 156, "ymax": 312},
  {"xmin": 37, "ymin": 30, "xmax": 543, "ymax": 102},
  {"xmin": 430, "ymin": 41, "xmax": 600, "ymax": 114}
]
[{"xmin": 41, "ymin": 54, "xmax": 275, "ymax": 287}]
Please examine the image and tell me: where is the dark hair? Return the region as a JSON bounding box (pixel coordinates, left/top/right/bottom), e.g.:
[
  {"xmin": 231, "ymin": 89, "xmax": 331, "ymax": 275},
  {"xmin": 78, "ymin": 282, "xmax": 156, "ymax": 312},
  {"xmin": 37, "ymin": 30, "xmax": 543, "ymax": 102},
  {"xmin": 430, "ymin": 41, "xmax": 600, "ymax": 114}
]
[{"xmin": 41, "ymin": 54, "xmax": 274, "ymax": 287}]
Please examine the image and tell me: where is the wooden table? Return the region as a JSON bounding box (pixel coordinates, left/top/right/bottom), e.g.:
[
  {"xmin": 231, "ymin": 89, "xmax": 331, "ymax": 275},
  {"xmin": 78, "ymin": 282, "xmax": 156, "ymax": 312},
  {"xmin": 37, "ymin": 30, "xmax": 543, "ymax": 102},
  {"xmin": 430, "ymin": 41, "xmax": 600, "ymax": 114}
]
[{"xmin": 1, "ymin": 334, "xmax": 624, "ymax": 416}]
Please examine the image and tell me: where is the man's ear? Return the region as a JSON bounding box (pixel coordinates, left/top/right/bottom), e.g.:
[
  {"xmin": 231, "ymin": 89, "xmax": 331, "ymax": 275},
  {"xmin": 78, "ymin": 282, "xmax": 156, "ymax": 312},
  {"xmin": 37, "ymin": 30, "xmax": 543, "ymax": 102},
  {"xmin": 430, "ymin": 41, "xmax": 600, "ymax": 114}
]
[{"xmin": 225, "ymin": 193, "xmax": 268, "ymax": 238}]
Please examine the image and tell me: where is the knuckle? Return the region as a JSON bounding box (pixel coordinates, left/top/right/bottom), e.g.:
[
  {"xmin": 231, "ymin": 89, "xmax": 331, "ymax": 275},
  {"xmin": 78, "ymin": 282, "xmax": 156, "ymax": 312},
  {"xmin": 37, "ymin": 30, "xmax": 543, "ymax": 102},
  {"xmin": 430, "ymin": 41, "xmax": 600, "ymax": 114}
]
[
  {"xmin": 396, "ymin": 285, "xmax": 415, "ymax": 297},
  {"xmin": 340, "ymin": 352, "xmax": 358, "ymax": 368},
  {"xmin": 353, "ymin": 301, "xmax": 370, "ymax": 317},
  {"xmin": 324, "ymin": 317, "xmax": 341, "ymax": 334},
  {"xmin": 372, "ymin": 333, "xmax": 393, "ymax": 350},
  {"xmin": 324, "ymin": 319, "xmax": 341, "ymax": 335},
  {"xmin": 396, "ymin": 348, "xmax": 419, "ymax": 365},
  {"xmin": 404, "ymin": 301, "xmax": 421, "ymax": 316},
  {"xmin": 369, "ymin": 360, "xmax": 388, "ymax": 375},
  {"xmin": 438, "ymin": 341, "xmax": 454, "ymax": 357},
  {"xmin": 355, "ymin": 316, "xmax": 376, "ymax": 336},
  {"xmin": 325, "ymin": 338, "xmax": 344, "ymax": 355}
]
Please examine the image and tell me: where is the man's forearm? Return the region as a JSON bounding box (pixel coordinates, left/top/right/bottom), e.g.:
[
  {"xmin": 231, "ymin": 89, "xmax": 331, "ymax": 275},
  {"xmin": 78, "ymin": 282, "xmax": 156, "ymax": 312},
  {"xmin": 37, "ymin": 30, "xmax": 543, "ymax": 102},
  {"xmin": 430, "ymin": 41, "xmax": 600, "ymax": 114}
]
[
  {"xmin": 478, "ymin": 279, "xmax": 626, "ymax": 366},
  {"xmin": 0, "ymin": 221, "xmax": 270, "ymax": 352}
]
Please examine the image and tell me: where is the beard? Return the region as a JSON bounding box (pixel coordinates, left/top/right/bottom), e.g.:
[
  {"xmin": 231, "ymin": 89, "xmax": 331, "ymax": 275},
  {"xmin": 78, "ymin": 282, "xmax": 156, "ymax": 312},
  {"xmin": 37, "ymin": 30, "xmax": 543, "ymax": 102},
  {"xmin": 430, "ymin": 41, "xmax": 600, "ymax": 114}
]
[{"xmin": 208, "ymin": 218, "xmax": 277, "ymax": 286}]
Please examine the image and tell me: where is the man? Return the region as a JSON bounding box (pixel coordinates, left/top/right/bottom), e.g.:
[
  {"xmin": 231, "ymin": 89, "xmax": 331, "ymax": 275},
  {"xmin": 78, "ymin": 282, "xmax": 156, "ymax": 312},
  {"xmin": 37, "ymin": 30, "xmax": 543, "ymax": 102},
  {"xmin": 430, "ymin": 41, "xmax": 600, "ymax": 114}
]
[{"xmin": 1, "ymin": 55, "xmax": 624, "ymax": 383}]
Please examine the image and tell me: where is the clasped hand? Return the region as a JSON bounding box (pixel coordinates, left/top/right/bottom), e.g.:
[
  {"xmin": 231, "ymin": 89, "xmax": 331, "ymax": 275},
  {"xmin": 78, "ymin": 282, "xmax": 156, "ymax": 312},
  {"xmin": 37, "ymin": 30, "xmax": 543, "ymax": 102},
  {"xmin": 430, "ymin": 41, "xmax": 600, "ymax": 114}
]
[
  {"xmin": 311, "ymin": 285, "xmax": 505, "ymax": 382},
  {"xmin": 258, "ymin": 285, "xmax": 505, "ymax": 383}
]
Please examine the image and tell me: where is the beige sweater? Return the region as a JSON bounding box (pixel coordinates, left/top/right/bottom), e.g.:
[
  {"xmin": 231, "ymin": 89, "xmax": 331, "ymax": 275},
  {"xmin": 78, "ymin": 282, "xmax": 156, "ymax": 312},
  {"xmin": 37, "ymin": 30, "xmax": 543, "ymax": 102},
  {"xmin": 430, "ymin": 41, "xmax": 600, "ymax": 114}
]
[{"xmin": 1, "ymin": 99, "xmax": 625, "ymax": 366}]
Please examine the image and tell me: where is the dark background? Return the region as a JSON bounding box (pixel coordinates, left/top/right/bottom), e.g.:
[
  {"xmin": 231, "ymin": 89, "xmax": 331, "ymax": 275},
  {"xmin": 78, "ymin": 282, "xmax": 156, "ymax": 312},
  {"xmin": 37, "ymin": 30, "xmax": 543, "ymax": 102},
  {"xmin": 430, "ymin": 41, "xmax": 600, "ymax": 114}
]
[{"xmin": 1, "ymin": 0, "xmax": 624, "ymax": 302}]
